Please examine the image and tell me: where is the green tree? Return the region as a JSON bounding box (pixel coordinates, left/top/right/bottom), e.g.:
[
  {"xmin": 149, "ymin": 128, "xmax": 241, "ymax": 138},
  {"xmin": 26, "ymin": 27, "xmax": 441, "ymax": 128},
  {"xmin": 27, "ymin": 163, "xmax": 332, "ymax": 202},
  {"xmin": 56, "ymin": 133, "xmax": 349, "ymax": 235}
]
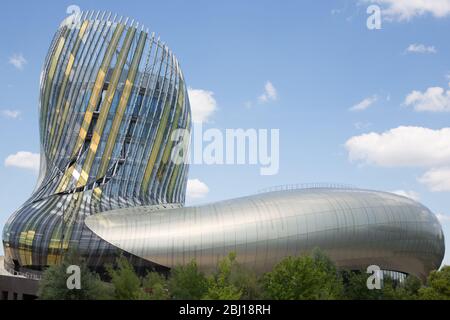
[
  {"xmin": 106, "ymin": 256, "xmax": 147, "ymax": 300},
  {"xmin": 228, "ymin": 263, "xmax": 263, "ymax": 300},
  {"xmin": 342, "ymin": 270, "xmax": 383, "ymax": 300},
  {"xmin": 342, "ymin": 270, "xmax": 421, "ymax": 300},
  {"xmin": 262, "ymin": 249, "xmax": 343, "ymax": 300},
  {"xmin": 38, "ymin": 250, "xmax": 113, "ymax": 300},
  {"xmin": 142, "ymin": 272, "xmax": 169, "ymax": 300},
  {"xmin": 380, "ymin": 277, "xmax": 405, "ymax": 300},
  {"xmin": 203, "ymin": 252, "xmax": 242, "ymax": 300},
  {"xmin": 168, "ymin": 260, "xmax": 208, "ymax": 299},
  {"xmin": 419, "ymin": 266, "xmax": 450, "ymax": 300},
  {"xmin": 391, "ymin": 275, "xmax": 421, "ymax": 300},
  {"xmin": 403, "ymin": 275, "xmax": 422, "ymax": 297}
]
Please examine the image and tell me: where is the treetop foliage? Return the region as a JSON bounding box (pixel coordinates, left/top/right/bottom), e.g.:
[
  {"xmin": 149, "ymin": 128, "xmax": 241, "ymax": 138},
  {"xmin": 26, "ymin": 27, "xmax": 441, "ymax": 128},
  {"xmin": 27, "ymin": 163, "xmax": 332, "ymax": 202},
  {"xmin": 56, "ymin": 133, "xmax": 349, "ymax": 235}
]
[{"xmin": 38, "ymin": 249, "xmax": 450, "ymax": 300}]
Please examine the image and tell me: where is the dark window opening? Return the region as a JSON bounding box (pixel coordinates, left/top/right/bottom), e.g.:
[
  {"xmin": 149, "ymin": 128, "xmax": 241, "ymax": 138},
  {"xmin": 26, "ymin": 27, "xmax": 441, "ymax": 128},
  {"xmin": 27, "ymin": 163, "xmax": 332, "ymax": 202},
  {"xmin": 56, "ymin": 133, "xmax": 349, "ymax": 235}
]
[{"xmin": 12, "ymin": 259, "xmax": 20, "ymax": 272}]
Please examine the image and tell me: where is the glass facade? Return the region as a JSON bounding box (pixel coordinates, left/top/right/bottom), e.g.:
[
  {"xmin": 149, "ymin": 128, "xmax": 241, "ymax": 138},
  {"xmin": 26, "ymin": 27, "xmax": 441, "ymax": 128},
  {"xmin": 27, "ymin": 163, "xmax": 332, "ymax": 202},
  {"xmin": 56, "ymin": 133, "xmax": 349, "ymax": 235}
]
[{"xmin": 2, "ymin": 11, "xmax": 191, "ymax": 273}]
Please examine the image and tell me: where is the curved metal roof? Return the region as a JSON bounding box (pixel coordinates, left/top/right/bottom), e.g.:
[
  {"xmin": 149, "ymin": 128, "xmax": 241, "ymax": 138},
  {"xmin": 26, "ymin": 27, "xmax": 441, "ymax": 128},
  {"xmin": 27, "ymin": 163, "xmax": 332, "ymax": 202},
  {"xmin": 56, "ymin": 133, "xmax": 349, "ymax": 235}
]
[{"xmin": 86, "ymin": 188, "xmax": 445, "ymax": 279}]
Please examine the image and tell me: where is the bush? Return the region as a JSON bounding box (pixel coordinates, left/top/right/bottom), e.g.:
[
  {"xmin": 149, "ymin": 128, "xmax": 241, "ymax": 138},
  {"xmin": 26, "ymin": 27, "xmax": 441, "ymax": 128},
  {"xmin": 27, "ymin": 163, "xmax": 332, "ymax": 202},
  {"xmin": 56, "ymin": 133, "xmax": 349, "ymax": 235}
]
[
  {"xmin": 418, "ymin": 266, "xmax": 450, "ymax": 300},
  {"xmin": 38, "ymin": 250, "xmax": 113, "ymax": 300},
  {"xmin": 142, "ymin": 272, "xmax": 169, "ymax": 300},
  {"xmin": 168, "ymin": 260, "xmax": 208, "ymax": 299},
  {"xmin": 38, "ymin": 249, "xmax": 450, "ymax": 300},
  {"xmin": 106, "ymin": 256, "xmax": 147, "ymax": 300},
  {"xmin": 262, "ymin": 249, "xmax": 343, "ymax": 300},
  {"xmin": 203, "ymin": 252, "xmax": 242, "ymax": 300}
]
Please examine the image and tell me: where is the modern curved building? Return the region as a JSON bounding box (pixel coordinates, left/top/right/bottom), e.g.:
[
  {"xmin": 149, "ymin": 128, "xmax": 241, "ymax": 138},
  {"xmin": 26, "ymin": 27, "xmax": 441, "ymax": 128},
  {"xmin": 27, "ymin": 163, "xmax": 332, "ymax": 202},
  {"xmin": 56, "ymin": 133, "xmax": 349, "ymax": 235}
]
[
  {"xmin": 1, "ymin": 11, "xmax": 445, "ymax": 281},
  {"xmin": 2, "ymin": 11, "xmax": 191, "ymax": 273},
  {"xmin": 85, "ymin": 187, "xmax": 444, "ymax": 280}
]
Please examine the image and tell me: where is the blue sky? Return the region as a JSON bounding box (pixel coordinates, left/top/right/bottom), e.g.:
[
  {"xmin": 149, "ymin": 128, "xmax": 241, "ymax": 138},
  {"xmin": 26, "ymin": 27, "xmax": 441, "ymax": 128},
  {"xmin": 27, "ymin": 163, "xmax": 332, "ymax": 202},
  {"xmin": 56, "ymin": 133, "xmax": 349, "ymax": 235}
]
[{"xmin": 0, "ymin": 0, "xmax": 449, "ymax": 265}]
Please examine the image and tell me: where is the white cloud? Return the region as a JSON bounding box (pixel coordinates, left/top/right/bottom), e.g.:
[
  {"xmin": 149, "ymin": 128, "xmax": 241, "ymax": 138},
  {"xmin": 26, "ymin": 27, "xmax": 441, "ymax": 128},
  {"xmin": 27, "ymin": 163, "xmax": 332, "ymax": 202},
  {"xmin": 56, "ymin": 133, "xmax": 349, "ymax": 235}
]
[
  {"xmin": 404, "ymin": 86, "xmax": 450, "ymax": 112},
  {"xmin": 346, "ymin": 126, "xmax": 450, "ymax": 193},
  {"xmin": 436, "ymin": 212, "xmax": 450, "ymax": 223},
  {"xmin": 391, "ymin": 190, "xmax": 420, "ymax": 201},
  {"xmin": 349, "ymin": 95, "xmax": 377, "ymax": 111},
  {"xmin": 364, "ymin": 0, "xmax": 450, "ymax": 21},
  {"xmin": 345, "ymin": 126, "xmax": 450, "ymax": 167},
  {"xmin": 9, "ymin": 53, "xmax": 27, "ymax": 70},
  {"xmin": 258, "ymin": 81, "xmax": 278, "ymax": 103},
  {"xmin": 186, "ymin": 179, "xmax": 209, "ymax": 199},
  {"xmin": 1, "ymin": 109, "xmax": 21, "ymax": 119},
  {"xmin": 418, "ymin": 167, "xmax": 450, "ymax": 192},
  {"xmin": 4, "ymin": 151, "xmax": 40, "ymax": 172},
  {"xmin": 187, "ymin": 88, "xmax": 217, "ymax": 123},
  {"xmin": 406, "ymin": 43, "xmax": 437, "ymax": 54}
]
